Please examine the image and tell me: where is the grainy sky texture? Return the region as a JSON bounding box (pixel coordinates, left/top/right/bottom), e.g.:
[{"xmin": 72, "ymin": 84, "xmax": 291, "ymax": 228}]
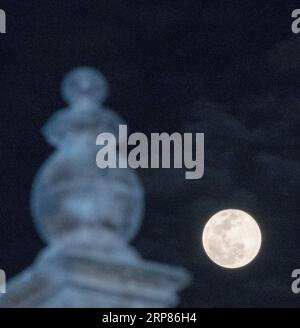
[{"xmin": 0, "ymin": 1, "xmax": 299, "ymax": 307}]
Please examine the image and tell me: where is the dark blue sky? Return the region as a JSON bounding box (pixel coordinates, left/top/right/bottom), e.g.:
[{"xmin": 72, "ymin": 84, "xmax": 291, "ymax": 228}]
[{"xmin": 0, "ymin": 1, "xmax": 300, "ymax": 307}]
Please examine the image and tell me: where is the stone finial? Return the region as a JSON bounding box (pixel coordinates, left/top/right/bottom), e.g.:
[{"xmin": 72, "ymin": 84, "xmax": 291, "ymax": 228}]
[
  {"xmin": 31, "ymin": 67, "xmax": 143, "ymax": 243},
  {"xmin": 0, "ymin": 67, "xmax": 190, "ymax": 308}
]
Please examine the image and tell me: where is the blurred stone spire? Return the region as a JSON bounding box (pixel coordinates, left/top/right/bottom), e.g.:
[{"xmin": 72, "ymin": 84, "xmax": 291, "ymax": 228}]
[{"xmin": 0, "ymin": 67, "xmax": 190, "ymax": 307}]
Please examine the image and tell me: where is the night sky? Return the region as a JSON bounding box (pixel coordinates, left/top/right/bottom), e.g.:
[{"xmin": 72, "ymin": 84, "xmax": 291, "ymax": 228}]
[{"xmin": 0, "ymin": 1, "xmax": 300, "ymax": 307}]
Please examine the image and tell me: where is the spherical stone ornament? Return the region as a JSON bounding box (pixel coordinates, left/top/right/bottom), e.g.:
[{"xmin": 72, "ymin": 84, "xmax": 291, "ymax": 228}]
[
  {"xmin": 61, "ymin": 67, "xmax": 109, "ymax": 109},
  {"xmin": 31, "ymin": 157, "xmax": 144, "ymax": 243}
]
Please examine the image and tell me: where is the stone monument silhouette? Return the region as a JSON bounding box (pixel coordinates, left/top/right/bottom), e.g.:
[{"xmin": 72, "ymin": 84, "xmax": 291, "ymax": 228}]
[{"xmin": 0, "ymin": 67, "xmax": 190, "ymax": 307}]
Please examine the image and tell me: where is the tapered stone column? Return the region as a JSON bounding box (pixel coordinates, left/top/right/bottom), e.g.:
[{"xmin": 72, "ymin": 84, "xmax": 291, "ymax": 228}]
[{"xmin": 0, "ymin": 67, "xmax": 190, "ymax": 308}]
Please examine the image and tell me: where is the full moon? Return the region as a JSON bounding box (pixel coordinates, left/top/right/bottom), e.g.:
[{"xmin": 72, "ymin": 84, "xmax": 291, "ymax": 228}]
[{"xmin": 202, "ymin": 209, "xmax": 262, "ymax": 269}]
